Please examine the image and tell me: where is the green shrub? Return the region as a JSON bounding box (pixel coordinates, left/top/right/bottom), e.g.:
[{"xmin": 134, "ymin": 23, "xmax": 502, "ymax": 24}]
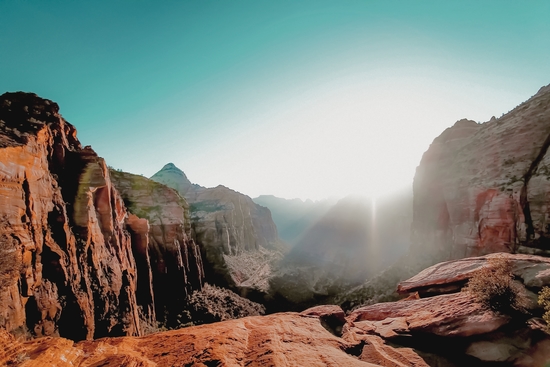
[
  {"xmin": 538, "ymin": 286, "xmax": 550, "ymax": 331},
  {"xmin": 463, "ymin": 257, "xmax": 530, "ymax": 314}
]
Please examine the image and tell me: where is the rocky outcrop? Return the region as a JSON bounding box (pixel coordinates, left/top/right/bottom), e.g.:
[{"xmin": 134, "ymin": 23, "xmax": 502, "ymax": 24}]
[
  {"xmin": 3, "ymin": 252, "xmax": 550, "ymax": 366},
  {"xmin": 397, "ymin": 252, "xmax": 550, "ymax": 296},
  {"xmin": 412, "ymin": 84, "xmax": 550, "ymax": 260},
  {"xmin": 109, "ymin": 170, "xmax": 204, "ymax": 326},
  {"xmin": 0, "ymin": 92, "xmax": 141, "ymax": 340},
  {"xmin": 0, "ymin": 311, "xmax": 429, "ymax": 367},
  {"xmin": 348, "ymin": 253, "xmax": 550, "ymax": 365},
  {"xmin": 151, "ymin": 163, "xmax": 288, "ymax": 296}
]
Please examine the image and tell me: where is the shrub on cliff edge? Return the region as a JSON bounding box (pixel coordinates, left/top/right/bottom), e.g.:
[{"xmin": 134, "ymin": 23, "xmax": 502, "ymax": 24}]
[
  {"xmin": 463, "ymin": 257, "xmax": 530, "ymax": 314},
  {"xmin": 538, "ymin": 286, "xmax": 550, "ymax": 332}
]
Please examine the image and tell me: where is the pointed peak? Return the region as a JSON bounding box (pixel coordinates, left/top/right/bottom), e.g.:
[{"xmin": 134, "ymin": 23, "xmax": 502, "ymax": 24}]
[{"xmin": 161, "ymin": 162, "xmax": 181, "ymax": 171}]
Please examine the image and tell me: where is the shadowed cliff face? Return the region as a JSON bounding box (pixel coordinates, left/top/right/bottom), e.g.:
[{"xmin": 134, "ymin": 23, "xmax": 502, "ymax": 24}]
[
  {"xmin": 0, "ymin": 92, "xmax": 142, "ymax": 340},
  {"xmin": 151, "ymin": 163, "xmax": 288, "ymax": 296},
  {"xmin": 413, "ymin": 84, "xmax": 550, "ymax": 261},
  {"xmin": 109, "ymin": 170, "xmax": 204, "ymax": 327}
]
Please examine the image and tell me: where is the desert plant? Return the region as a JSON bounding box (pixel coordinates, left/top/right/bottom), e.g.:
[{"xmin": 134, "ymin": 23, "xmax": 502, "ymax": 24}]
[
  {"xmin": 538, "ymin": 286, "xmax": 550, "ymax": 332},
  {"xmin": 463, "ymin": 257, "xmax": 530, "ymax": 314}
]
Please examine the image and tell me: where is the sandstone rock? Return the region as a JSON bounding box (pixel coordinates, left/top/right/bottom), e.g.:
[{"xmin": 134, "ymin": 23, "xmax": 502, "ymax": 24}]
[
  {"xmin": 300, "ymin": 304, "xmax": 346, "ymax": 323},
  {"xmin": 348, "ymin": 292, "xmax": 510, "ymax": 337},
  {"xmin": 110, "ymin": 170, "xmax": 204, "ymax": 326},
  {"xmin": 397, "ymin": 252, "xmax": 550, "ymax": 294},
  {"xmin": 412, "ymin": 84, "xmax": 550, "ymax": 259},
  {"xmin": 0, "ymin": 92, "xmax": 141, "ymax": 340},
  {"xmin": 358, "ymin": 335, "xmax": 429, "ymax": 367},
  {"xmin": 151, "ymin": 163, "xmax": 288, "ymax": 295},
  {"xmin": 0, "ymin": 312, "xmax": 429, "ymax": 367},
  {"xmin": 466, "ymin": 340, "xmax": 520, "ymax": 362}
]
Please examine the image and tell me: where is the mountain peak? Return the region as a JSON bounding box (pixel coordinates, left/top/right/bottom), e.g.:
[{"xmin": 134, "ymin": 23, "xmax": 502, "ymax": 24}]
[
  {"xmin": 161, "ymin": 162, "xmax": 182, "ymax": 171},
  {"xmin": 151, "ymin": 163, "xmax": 193, "ymax": 194}
]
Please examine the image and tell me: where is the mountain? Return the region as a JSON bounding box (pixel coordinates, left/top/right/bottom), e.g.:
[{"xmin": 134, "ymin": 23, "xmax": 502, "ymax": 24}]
[
  {"xmin": 0, "ymin": 92, "xmax": 145, "ymax": 340},
  {"xmin": 252, "ymin": 195, "xmax": 335, "ymax": 246},
  {"xmin": 412, "ymin": 83, "xmax": 550, "ymax": 261},
  {"xmin": 151, "ymin": 163, "xmax": 288, "ymax": 297},
  {"xmin": 109, "ymin": 170, "xmax": 204, "ymax": 327},
  {"xmin": 270, "ymin": 192, "xmax": 412, "ymax": 306}
]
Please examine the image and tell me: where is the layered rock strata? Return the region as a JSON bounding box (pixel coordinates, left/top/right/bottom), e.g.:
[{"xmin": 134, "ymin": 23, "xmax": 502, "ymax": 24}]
[
  {"xmin": 151, "ymin": 163, "xmax": 287, "ymax": 295},
  {"xmin": 412, "ymin": 84, "xmax": 550, "ymax": 259},
  {"xmin": 5, "ymin": 253, "xmax": 550, "ymax": 366},
  {"xmin": 0, "ymin": 311, "xmax": 429, "ymax": 367},
  {"xmin": 349, "ymin": 253, "xmax": 550, "ymax": 365},
  {"xmin": 0, "ymin": 92, "xmax": 141, "ymax": 340},
  {"xmin": 110, "ymin": 170, "xmax": 204, "ymax": 326}
]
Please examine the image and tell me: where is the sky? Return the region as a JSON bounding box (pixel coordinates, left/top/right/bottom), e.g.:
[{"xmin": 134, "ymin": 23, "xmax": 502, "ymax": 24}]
[{"xmin": 1, "ymin": 1, "xmax": 549, "ymax": 200}]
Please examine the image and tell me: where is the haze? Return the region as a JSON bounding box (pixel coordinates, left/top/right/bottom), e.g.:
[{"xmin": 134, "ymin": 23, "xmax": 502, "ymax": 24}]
[{"xmin": 1, "ymin": 1, "xmax": 549, "ymax": 200}]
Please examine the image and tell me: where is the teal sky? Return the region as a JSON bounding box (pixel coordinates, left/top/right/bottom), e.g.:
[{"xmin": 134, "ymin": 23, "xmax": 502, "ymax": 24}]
[{"xmin": 1, "ymin": 1, "xmax": 549, "ymax": 200}]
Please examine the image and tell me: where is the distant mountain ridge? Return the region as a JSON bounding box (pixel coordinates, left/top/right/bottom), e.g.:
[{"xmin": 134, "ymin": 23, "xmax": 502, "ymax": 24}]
[{"xmin": 252, "ymin": 195, "xmax": 335, "ymax": 246}]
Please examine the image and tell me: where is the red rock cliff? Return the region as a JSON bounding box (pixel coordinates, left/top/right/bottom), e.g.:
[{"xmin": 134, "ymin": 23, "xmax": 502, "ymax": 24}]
[
  {"xmin": 110, "ymin": 170, "xmax": 204, "ymax": 327},
  {"xmin": 0, "ymin": 92, "xmax": 143, "ymax": 340},
  {"xmin": 412, "ymin": 84, "xmax": 550, "ymax": 260}
]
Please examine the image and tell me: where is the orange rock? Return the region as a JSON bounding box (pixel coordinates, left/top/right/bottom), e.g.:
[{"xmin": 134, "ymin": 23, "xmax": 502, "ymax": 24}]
[
  {"xmin": 397, "ymin": 252, "xmax": 550, "ymax": 294},
  {"xmin": 348, "ymin": 292, "xmax": 509, "ymax": 337},
  {"xmin": 1, "ymin": 313, "xmax": 429, "ymax": 367},
  {"xmin": 0, "ymin": 92, "xmax": 141, "ymax": 340},
  {"xmin": 110, "ymin": 170, "xmax": 204, "ymax": 326}
]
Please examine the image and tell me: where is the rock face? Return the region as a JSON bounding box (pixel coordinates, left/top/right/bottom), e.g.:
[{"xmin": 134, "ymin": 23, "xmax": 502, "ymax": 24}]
[
  {"xmin": 0, "ymin": 312, "xmax": 429, "ymax": 367},
  {"xmin": 346, "ymin": 253, "xmax": 550, "ymax": 365},
  {"xmin": 0, "ymin": 92, "xmax": 142, "ymax": 340},
  {"xmin": 412, "ymin": 84, "xmax": 550, "ymax": 260},
  {"xmin": 151, "ymin": 163, "xmax": 288, "ymax": 295},
  {"xmin": 2, "ymin": 252, "xmax": 550, "ymax": 366},
  {"xmin": 109, "ymin": 170, "xmax": 204, "ymax": 326}
]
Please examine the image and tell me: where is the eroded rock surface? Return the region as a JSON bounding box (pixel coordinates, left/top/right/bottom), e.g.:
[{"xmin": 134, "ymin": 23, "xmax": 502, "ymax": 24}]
[
  {"xmin": 412, "ymin": 84, "xmax": 550, "ymax": 260},
  {"xmin": 0, "ymin": 313, "xmax": 429, "ymax": 367},
  {"xmin": 398, "ymin": 252, "xmax": 550, "ymax": 295},
  {"xmin": 110, "ymin": 170, "xmax": 204, "ymax": 326},
  {"xmin": 0, "ymin": 92, "xmax": 141, "ymax": 340},
  {"xmin": 151, "ymin": 163, "xmax": 288, "ymax": 295}
]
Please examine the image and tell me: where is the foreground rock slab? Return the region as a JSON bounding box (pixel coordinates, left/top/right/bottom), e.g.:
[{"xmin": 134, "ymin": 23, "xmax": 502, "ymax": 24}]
[
  {"xmin": 397, "ymin": 253, "xmax": 550, "ymax": 295},
  {"xmin": 0, "ymin": 313, "xmax": 428, "ymax": 367},
  {"xmin": 348, "ymin": 292, "xmax": 510, "ymax": 338}
]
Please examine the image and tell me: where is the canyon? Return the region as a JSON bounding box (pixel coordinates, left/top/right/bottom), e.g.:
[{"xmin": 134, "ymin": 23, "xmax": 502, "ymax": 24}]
[
  {"xmin": 1, "ymin": 82, "xmax": 550, "ymax": 366},
  {"xmin": 2, "ymin": 253, "xmax": 550, "ymax": 366},
  {"xmin": 151, "ymin": 163, "xmax": 288, "ymax": 298}
]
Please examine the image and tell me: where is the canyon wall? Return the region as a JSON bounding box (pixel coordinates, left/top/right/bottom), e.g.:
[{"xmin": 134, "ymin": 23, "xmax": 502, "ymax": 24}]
[
  {"xmin": 109, "ymin": 170, "xmax": 204, "ymax": 326},
  {"xmin": 151, "ymin": 163, "xmax": 288, "ymax": 295},
  {"xmin": 412, "ymin": 84, "xmax": 550, "ymax": 260},
  {"xmin": 0, "ymin": 92, "xmax": 142, "ymax": 340}
]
